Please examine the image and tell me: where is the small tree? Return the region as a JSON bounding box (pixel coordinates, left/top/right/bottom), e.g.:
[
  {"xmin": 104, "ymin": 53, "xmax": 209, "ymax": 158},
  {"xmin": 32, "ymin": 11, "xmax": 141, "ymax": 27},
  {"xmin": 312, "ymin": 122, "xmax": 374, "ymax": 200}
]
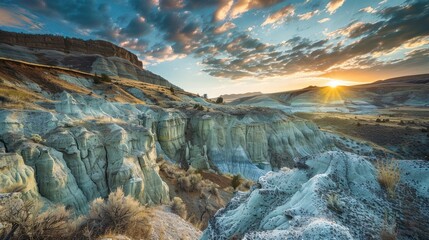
[{"xmin": 216, "ymin": 97, "xmax": 224, "ymax": 104}]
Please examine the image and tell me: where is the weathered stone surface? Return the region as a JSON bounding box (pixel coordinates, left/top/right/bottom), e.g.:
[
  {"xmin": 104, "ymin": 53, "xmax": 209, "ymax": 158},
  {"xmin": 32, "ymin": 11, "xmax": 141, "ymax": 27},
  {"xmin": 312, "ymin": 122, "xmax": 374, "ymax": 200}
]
[
  {"xmin": 0, "ymin": 110, "xmax": 170, "ymax": 213},
  {"xmin": 0, "ymin": 153, "xmax": 40, "ymax": 200},
  {"xmin": 0, "ymin": 30, "xmax": 142, "ymax": 67},
  {"xmin": 202, "ymin": 151, "xmax": 429, "ymax": 240}
]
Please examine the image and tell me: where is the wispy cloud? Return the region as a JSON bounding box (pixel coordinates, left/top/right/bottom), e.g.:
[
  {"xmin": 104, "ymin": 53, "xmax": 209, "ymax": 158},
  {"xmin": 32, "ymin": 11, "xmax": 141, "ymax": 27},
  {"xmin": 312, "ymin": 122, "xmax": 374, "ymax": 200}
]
[
  {"xmin": 298, "ymin": 10, "xmax": 319, "ymax": 20},
  {"xmin": 318, "ymin": 18, "xmax": 330, "ymax": 23},
  {"xmin": 0, "ymin": 6, "xmax": 42, "ymax": 29},
  {"xmin": 360, "ymin": 6, "xmax": 377, "ymax": 14},
  {"xmin": 262, "ymin": 5, "xmax": 295, "ymax": 26},
  {"xmin": 326, "ymin": 0, "xmax": 345, "ymax": 14}
]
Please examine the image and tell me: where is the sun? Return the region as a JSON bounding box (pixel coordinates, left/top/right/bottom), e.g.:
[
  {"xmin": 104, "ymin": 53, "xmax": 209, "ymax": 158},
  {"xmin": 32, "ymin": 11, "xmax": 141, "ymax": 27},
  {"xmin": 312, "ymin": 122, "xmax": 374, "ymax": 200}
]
[{"xmin": 327, "ymin": 80, "xmax": 342, "ymax": 88}]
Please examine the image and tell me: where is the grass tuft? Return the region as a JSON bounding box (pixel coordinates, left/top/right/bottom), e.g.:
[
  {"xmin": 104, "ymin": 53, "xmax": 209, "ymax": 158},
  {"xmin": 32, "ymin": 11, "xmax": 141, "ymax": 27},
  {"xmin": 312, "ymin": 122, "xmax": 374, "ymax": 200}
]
[{"xmin": 376, "ymin": 159, "xmax": 400, "ymax": 198}]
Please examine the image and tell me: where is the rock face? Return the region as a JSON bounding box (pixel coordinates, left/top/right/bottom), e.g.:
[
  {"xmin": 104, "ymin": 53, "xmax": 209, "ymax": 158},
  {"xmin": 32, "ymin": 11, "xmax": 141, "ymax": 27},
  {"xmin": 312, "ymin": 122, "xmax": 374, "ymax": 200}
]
[
  {"xmin": 155, "ymin": 111, "xmax": 329, "ymax": 179},
  {"xmin": 0, "ymin": 153, "xmax": 40, "ymax": 200},
  {"xmin": 46, "ymin": 93, "xmax": 331, "ymax": 180},
  {"xmin": 0, "ymin": 30, "xmax": 141, "ymax": 67},
  {"xmin": 0, "ymin": 31, "xmax": 180, "ymax": 89},
  {"xmin": 0, "ymin": 110, "xmax": 170, "ymax": 214},
  {"xmin": 202, "ymin": 151, "xmax": 429, "ymax": 239}
]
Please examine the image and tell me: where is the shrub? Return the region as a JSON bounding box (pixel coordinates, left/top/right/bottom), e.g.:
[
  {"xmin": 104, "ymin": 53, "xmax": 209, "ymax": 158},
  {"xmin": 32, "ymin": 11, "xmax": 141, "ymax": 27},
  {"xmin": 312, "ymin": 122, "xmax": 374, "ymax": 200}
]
[
  {"xmin": 171, "ymin": 197, "xmax": 187, "ymax": 219},
  {"xmin": 376, "ymin": 160, "xmax": 400, "ymax": 198},
  {"xmin": 376, "ymin": 118, "xmax": 381, "ymax": 122},
  {"xmin": 216, "ymin": 97, "xmax": 224, "ymax": 104},
  {"xmin": 30, "ymin": 134, "xmax": 44, "ymax": 143},
  {"xmin": 0, "ymin": 194, "xmax": 74, "ymax": 240},
  {"xmin": 170, "ymin": 86, "xmax": 175, "ymax": 94},
  {"xmin": 178, "ymin": 173, "xmax": 202, "ymax": 192},
  {"xmin": 81, "ymin": 188, "xmax": 151, "ymax": 239},
  {"xmin": 326, "ymin": 193, "xmax": 343, "ymax": 214},
  {"xmin": 231, "ymin": 174, "xmax": 241, "ymax": 190},
  {"xmin": 93, "ymin": 73, "xmax": 112, "ymax": 84}
]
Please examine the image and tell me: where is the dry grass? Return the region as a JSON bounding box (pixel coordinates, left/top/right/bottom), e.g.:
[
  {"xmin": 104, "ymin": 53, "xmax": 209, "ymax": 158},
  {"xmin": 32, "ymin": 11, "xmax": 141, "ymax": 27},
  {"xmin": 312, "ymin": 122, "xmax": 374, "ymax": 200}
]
[
  {"xmin": 376, "ymin": 159, "xmax": 400, "ymax": 198},
  {"xmin": 79, "ymin": 188, "xmax": 151, "ymax": 239}
]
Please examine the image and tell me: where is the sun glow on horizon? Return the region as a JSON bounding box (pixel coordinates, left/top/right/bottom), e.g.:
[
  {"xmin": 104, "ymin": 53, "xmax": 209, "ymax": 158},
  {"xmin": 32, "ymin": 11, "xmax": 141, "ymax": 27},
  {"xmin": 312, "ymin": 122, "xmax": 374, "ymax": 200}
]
[{"xmin": 327, "ymin": 80, "xmax": 342, "ymax": 88}]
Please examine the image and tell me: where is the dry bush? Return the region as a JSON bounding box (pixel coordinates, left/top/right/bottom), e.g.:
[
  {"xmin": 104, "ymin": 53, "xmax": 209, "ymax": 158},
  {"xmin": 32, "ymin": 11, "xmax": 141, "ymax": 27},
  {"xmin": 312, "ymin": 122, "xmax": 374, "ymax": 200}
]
[
  {"xmin": 206, "ymin": 184, "xmax": 220, "ymax": 197},
  {"xmin": 0, "ymin": 194, "xmax": 74, "ymax": 240},
  {"xmin": 178, "ymin": 173, "xmax": 203, "ymax": 192},
  {"xmin": 326, "ymin": 193, "xmax": 343, "ymax": 214},
  {"xmin": 376, "ymin": 160, "xmax": 400, "ymax": 198},
  {"xmin": 171, "ymin": 197, "xmax": 187, "ymax": 219},
  {"xmin": 30, "ymin": 134, "xmax": 44, "ymax": 143},
  {"xmin": 80, "ymin": 188, "xmax": 151, "ymax": 239}
]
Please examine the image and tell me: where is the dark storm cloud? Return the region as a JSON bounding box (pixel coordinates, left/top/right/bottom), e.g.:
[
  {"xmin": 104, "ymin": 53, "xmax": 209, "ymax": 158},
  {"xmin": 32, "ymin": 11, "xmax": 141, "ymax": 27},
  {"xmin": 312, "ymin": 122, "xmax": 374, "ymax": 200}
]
[
  {"xmin": 160, "ymin": 0, "xmax": 185, "ymax": 10},
  {"xmin": 15, "ymin": 0, "xmax": 108, "ymax": 28},
  {"xmin": 185, "ymin": 0, "xmax": 219, "ymax": 9},
  {"xmin": 200, "ymin": 0, "xmax": 429, "ymax": 79},
  {"xmin": 120, "ymin": 16, "xmax": 151, "ymax": 38}
]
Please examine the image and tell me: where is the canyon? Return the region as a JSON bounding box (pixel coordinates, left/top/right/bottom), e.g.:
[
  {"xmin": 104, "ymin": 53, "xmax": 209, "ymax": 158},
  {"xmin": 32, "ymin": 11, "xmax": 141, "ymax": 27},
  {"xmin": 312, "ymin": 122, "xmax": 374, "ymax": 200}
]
[{"xmin": 0, "ymin": 31, "xmax": 428, "ymax": 240}]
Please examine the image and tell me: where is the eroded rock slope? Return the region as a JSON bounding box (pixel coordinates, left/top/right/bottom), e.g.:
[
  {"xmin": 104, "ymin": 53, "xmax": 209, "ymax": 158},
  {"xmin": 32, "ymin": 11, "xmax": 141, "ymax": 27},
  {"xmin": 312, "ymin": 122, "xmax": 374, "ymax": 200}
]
[{"xmin": 202, "ymin": 151, "xmax": 429, "ymax": 240}]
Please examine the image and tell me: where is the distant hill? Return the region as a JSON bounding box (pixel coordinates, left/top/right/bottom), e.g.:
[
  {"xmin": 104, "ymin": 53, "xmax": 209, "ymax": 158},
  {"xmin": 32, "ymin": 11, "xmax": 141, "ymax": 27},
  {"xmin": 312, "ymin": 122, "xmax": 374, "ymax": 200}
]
[
  {"xmin": 229, "ymin": 74, "xmax": 429, "ymax": 113},
  {"xmin": 216, "ymin": 92, "xmax": 262, "ymax": 103}
]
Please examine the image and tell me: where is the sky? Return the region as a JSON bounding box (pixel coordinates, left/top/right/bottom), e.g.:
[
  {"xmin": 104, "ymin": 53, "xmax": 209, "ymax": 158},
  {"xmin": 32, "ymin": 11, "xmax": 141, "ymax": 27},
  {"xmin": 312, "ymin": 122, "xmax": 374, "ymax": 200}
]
[{"xmin": 0, "ymin": 0, "xmax": 428, "ymax": 97}]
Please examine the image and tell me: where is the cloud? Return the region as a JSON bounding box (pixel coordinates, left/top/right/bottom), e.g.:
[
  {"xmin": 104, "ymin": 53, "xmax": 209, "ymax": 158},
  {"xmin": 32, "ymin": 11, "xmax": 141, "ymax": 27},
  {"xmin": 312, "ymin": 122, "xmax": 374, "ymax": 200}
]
[
  {"xmin": 143, "ymin": 44, "xmax": 187, "ymax": 64},
  {"xmin": 230, "ymin": 0, "xmax": 283, "ymax": 19},
  {"xmin": 119, "ymin": 38, "xmax": 148, "ymax": 52},
  {"xmin": 262, "ymin": 5, "xmax": 295, "ymax": 26},
  {"xmin": 0, "ymin": 6, "xmax": 42, "ymax": 29},
  {"xmin": 321, "ymin": 47, "xmax": 429, "ymax": 82},
  {"xmin": 326, "ymin": 0, "xmax": 345, "ymax": 14},
  {"xmin": 213, "ymin": 0, "xmax": 233, "ymax": 21},
  {"xmin": 360, "ymin": 6, "xmax": 377, "ymax": 14},
  {"xmin": 298, "ymin": 10, "xmax": 319, "ymax": 20},
  {"xmin": 318, "ymin": 18, "xmax": 330, "ymax": 23},
  {"xmin": 328, "ymin": 22, "xmax": 380, "ymax": 38},
  {"xmin": 15, "ymin": 0, "xmax": 110, "ymax": 29},
  {"xmin": 120, "ymin": 16, "xmax": 151, "ymax": 38},
  {"xmin": 159, "ymin": 0, "xmax": 184, "ymax": 10},
  {"xmin": 199, "ymin": 0, "xmax": 429, "ymax": 80},
  {"xmin": 213, "ymin": 21, "xmax": 236, "ymax": 34}
]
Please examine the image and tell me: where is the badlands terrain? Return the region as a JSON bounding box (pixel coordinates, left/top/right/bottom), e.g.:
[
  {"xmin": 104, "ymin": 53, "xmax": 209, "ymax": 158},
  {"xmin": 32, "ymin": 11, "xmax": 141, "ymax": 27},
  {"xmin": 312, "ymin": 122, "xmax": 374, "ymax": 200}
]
[{"xmin": 0, "ymin": 31, "xmax": 428, "ymax": 240}]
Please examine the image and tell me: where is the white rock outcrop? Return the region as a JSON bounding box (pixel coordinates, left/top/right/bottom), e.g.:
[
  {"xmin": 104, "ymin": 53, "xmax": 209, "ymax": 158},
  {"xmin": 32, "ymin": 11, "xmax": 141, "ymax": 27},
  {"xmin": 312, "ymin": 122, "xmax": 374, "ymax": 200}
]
[{"xmin": 202, "ymin": 151, "xmax": 429, "ymax": 239}]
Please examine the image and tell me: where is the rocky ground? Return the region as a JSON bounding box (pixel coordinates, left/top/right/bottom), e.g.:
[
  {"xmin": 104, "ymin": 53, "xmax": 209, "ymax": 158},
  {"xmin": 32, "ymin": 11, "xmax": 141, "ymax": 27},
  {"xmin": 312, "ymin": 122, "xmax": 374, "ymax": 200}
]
[{"xmin": 202, "ymin": 151, "xmax": 429, "ymax": 240}]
